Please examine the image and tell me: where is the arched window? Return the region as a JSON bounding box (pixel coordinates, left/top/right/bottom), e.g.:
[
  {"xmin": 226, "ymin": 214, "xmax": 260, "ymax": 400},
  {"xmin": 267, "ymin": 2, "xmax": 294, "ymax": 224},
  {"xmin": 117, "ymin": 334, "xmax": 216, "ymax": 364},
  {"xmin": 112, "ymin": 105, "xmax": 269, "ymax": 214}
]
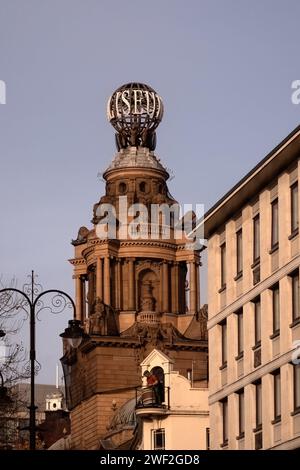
[
  {"xmin": 151, "ymin": 366, "xmax": 165, "ymax": 402},
  {"xmin": 139, "ymin": 181, "xmax": 146, "ymax": 193},
  {"xmin": 119, "ymin": 182, "xmax": 127, "ymax": 194}
]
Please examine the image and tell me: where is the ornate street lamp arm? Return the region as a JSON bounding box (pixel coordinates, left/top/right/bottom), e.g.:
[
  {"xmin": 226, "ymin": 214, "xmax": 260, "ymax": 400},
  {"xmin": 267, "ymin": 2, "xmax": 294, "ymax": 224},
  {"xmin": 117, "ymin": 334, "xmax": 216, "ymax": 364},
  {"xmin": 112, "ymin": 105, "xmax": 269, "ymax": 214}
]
[
  {"xmin": 0, "ymin": 284, "xmax": 76, "ymax": 450},
  {"xmin": 0, "ymin": 287, "xmax": 32, "ymax": 308},
  {"xmin": 33, "ymin": 289, "xmax": 76, "ymax": 317}
]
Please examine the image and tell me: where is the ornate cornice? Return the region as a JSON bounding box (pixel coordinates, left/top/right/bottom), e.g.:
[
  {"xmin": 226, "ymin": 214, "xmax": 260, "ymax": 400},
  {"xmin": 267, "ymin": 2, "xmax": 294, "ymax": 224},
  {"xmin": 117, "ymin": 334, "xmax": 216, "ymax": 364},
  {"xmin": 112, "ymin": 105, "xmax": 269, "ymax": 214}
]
[
  {"xmin": 79, "ymin": 238, "xmax": 193, "ymax": 259},
  {"xmin": 88, "ymin": 238, "xmax": 119, "ymax": 247},
  {"xmin": 69, "ymin": 258, "xmax": 86, "ymax": 266},
  {"xmin": 120, "ymin": 240, "xmax": 180, "ymax": 249},
  {"xmin": 80, "ymin": 337, "xmax": 140, "ymax": 353},
  {"xmin": 78, "ymin": 331, "xmax": 207, "ymax": 353}
]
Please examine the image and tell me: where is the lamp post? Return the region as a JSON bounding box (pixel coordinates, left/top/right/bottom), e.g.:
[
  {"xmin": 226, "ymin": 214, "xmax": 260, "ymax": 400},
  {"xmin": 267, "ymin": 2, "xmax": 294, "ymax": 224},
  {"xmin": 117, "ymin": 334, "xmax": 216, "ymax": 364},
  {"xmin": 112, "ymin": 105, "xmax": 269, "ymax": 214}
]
[{"xmin": 0, "ymin": 271, "xmax": 84, "ymax": 450}]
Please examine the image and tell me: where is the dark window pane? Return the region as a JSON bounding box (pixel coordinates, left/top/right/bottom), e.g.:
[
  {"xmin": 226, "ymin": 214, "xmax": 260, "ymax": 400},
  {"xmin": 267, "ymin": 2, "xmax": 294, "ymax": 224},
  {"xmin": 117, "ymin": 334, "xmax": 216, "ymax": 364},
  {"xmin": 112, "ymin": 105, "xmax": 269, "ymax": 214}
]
[
  {"xmin": 222, "ymin": 399, "xmax": 228, "ymax": 443},
  {"xmin": 237, "ymin": 310, "xmax": 244, "ymax": 354},
  {"xmin": 256, "ymin": 382, "xmax": 262, "ymax": 428},
  {"xmin": 273, "ymin": 286, "xmax": 280, "ymax": 333},
  {"xmin": 206, "ymin": 428, "xmax": 210, "ymax": 450},
  {"xmin": 153, "ymin": 429, "xmax": 165, "ymax": 450},
  {"xmin": 236, "ymin": 230, "xmax": 243, "ymax": 275},
  {"xmin": 220, "ymin": 243, "xmax": 226, "ymax": 288},
  {"xmin": 291, "ymin": 183, "xmax": 299, "ymax": 233},
  {"xmin": 295, "ymin": 365, "xmax": 300, "ymax": 411},
  {"xmin": 271, "ymin": 199, "xmax": 279, "ymax": 248},
  {"xmin": 274, "ymin": 371, "xmax": 281, "ymax": 420},
  {"xmin": 292, "ymin": 271, "xmax": 300, "ymax": 321},
  {"xmin": 254, "ymin": 299, "xmax": 261, "ymax": 345},
  {"xmin": 222, "ymin": 322, "xmax": 227, "ymax": 365},
  {"xmin": 253, "ymin": 215, "xmax": 260, "ymax": 262}
]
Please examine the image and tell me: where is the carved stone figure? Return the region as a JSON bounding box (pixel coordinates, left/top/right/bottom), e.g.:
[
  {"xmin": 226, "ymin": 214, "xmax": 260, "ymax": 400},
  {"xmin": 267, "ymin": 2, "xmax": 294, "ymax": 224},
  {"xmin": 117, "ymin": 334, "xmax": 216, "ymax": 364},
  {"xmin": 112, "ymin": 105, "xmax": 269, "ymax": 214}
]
[
  {"xmin": 89, "ymin": 298, "xmax": 106, "ymax": 335},
  {"xmin": 140, "ymin": 281, "xmax": 155, "ymax": 312}
]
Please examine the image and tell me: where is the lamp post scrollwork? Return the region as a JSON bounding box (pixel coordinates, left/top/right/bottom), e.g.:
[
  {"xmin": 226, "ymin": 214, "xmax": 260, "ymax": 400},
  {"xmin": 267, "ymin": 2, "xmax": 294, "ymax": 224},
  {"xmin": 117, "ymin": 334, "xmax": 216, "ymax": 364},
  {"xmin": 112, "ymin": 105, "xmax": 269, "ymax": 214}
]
[{"xmin": 0, "ymin": 270, "xmax": 84, "ymax": 450}]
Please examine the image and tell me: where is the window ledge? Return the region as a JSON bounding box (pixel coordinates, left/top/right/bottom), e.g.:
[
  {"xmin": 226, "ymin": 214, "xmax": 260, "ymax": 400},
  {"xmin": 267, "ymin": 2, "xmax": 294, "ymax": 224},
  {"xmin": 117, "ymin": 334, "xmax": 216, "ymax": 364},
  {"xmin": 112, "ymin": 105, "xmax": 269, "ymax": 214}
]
[
  {"xmin": 218, "ymin": 285, "xmax": 226, "ymax": 294},
  {"xmin": 253, "ymin": 424, "xmax": 262, "ymax": 433},
  {"xmin": 288, "ymin": 228, "xmax": 299, "ymax": 241},
  {"xmin": 235, "ymin": 352, "xmax": 244, "ymax": 361},
  {"xmin": 269, "ymin": 244, "xmax": 279, "ymax": 255},
  {"xmin": 234, "ymin": 272, "xmax": 243, "ymax": 282},
  {"xmin": 251, "ymin": 259, "xmax": 260, "ymax": 269},
  {"xmin": 220, "ymin": 440, "xmax": 228, "ymax": 448},
  {"xmin": 291, "ymin": 408, "xmax": 300, "ymax": 417},
  {"xmin": 290, "ymin": 318, "xmax": 300, "ymax": 329},
  {"xmin": 236, "ymin": 432, "xmax": 245, "ymax": 441},
  {"xmin": 270, "ymin": 330, "xmax": 280, "ymax": 340},
  {"xmin": 252, "ymin": 341, "xmax": 261, "ymax": 351},
  {"xmin": 219, "ymin": 362, "xmax": 227, "ymax": 371},
  {"xmin": 271, "ymin": 416, "xmax": 281, "ymax": 425}
]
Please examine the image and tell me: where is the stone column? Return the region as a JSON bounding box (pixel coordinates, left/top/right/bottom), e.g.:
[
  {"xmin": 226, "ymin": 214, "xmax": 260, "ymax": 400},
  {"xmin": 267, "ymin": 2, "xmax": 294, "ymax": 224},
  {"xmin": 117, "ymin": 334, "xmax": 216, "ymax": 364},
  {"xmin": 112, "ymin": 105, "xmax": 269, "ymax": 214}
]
[
  {"xmin": 96, "ymin": 257, "xmax": 103, "ymax": 300},
  {"xmin": 128, "ymin": 258, "xmax": 135, "ymax": 311},
  {"xmin": 81, "ymin": 275, "xmax": 87, "ymax": 320},
  {"xmin": 116, "ymin": 258, "xmax": 122, "ymax": 309},
  {"xmin": 88, "ymin": 268, "xmax": 95, "ymax": 311},
  {"xmin": 160, "ymin": 263, "xmax": 164, "ymax": 312},
  {"xmin": 189, "ymin": 261, "xmax": 197, "ymax": 313},
  {"xmin": 75, "ymin": 275, "xmax": 82, "ymax": 322},
  {"xmin": 196, "ymin": 261, "xmax": 200, "ymax": 312},
  {"xmin": 163, "ymin": 260, "xmax": 169, "ymax": 312},
  {"xmin": 122, "ymin": 261, "xmax": 128, "ymax": 310},
  {"xmin": 104, "ymin": 256, "xmax": 110, "ymax": 306},
  {"xmin": 171, "ymin": 262, "xmax": 179, "ymax": 313}
]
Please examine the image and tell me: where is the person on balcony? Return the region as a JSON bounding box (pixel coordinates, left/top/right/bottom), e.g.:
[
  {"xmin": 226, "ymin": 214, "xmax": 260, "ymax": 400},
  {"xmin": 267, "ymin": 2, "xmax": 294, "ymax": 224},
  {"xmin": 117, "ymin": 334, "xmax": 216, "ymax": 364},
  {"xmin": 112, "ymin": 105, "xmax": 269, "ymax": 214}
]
[{"xmin": 143, "ymin": 370, "xmax": 162, "ymax": 405}]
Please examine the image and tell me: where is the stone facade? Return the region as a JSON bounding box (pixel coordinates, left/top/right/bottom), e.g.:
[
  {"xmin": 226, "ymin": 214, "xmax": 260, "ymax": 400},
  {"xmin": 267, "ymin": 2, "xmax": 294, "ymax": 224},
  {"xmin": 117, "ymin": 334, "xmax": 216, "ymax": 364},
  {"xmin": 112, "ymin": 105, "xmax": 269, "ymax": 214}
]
[
  {"xmin": 205, "ymin": 125, "xmax": 300, "ymax": 450},
  {"xmin": 62, "ymin": 138, "xmax": 208, "ymax": 449},
  {"xmin": 136, "ymin": 349, "xmax": 209, "ymax": 450}
]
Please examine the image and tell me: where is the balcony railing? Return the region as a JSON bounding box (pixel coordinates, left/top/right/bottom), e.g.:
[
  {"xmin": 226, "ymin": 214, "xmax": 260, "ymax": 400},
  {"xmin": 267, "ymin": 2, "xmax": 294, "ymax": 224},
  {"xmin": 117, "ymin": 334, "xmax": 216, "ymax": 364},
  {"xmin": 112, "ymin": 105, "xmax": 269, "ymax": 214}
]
[
  {"xmin": 136, "ymin": 312, "xmax": 160, "ymax": 324},
  {"xmin": 135, "ymin": 386, "xmax": 170, "ymax": 410}
]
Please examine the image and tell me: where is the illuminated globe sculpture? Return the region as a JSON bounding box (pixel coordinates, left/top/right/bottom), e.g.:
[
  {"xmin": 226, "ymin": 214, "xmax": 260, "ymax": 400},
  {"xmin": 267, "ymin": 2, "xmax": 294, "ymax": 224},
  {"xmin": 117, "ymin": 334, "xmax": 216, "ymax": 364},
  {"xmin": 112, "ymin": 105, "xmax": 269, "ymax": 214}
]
[{"xmin": 107, "ymin": 83, "xmax": 164, "ymax": 151}]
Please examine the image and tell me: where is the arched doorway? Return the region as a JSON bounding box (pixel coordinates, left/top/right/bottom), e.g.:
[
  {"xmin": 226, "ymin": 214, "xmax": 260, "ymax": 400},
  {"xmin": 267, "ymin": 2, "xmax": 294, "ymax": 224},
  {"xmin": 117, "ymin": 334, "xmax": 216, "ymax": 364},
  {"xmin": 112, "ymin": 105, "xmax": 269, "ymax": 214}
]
[{"xmin": 151, "ymin": 366, "xmax": 165, "ymax": 403}]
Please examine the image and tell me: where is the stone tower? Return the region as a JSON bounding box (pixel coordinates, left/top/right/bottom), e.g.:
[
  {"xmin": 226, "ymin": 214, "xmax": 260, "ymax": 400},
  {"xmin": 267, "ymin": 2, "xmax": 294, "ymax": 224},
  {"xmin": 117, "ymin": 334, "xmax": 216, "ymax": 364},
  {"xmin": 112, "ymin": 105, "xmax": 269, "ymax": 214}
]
[{"xmin": 61, "ymin": 83, "xmax": 208, "ymax": 450}]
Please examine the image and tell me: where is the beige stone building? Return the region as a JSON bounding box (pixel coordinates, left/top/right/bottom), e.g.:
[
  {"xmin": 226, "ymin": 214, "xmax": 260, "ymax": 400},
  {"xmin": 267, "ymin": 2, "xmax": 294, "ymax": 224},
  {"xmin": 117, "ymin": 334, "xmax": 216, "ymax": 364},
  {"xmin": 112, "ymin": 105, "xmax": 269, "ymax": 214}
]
[
  {"xmin": 136, "ymin": 349, "xmax": 209, "ymax": 450},
  {"xmin": 205, "ymin": 125, "xmax": 300, "ymax": 449}
]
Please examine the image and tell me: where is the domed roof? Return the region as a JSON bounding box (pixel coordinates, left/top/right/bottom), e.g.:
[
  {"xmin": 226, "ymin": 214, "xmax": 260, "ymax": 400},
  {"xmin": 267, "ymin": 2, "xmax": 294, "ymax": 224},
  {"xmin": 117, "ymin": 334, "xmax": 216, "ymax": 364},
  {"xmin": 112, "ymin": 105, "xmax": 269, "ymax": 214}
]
[
  {"xmin": 103, "ymin": 146, "xmax": 168, "ymax": 177},
  {"xmin": 108, "ymin": 397, "xmax": 136, "ymax": 431}
]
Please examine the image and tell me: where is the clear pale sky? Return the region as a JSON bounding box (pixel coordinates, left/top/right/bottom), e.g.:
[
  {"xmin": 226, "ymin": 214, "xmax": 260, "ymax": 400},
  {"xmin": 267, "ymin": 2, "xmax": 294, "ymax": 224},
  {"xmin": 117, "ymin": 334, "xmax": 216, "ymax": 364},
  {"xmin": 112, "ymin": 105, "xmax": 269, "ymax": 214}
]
[{"xmin": 0, "ymin": 0, "xmax": 300, "ymax": 383}]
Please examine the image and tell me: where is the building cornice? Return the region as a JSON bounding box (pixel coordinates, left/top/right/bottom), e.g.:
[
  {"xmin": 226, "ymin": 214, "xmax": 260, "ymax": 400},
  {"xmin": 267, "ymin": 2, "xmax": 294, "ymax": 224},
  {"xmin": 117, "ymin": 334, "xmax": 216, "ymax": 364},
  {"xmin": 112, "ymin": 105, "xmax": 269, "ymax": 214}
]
[
  {"xmin": 79, "ymin": 336, "xmax": 207, "ymax": 354},
  {"xmin": 198, "ymin": 125, "xmax": 300, "ymax": 239},
  {"xmin": 68, "ymin": 257, "xmax": 86, "ymax": 266},
  {"xmin": 269, "ymin": 435, "xmax": 300, "ymax": 450},
  {"xmin": 80, "ymin": 337, "xmax": 141, "ymax": 353},
  {"xmin": 86, "ymin": 238, "xmax": 190, "ymax": 251},
  {"xmin": 167, "ymin": 410, "xmax": 209, "ymax": 416}
]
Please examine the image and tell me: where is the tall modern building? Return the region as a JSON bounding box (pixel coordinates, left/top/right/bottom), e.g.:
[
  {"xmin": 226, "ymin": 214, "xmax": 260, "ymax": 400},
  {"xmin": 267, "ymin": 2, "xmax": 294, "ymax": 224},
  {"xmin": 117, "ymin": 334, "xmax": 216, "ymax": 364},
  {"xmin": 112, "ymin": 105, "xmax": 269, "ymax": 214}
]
[
  {"xmin": 61, "ymin": 83, "xmax": 208, "ymax": 450},
  {"xmin": 205, "ymin": 126, "xmax": 300, "ymax": 450}
]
